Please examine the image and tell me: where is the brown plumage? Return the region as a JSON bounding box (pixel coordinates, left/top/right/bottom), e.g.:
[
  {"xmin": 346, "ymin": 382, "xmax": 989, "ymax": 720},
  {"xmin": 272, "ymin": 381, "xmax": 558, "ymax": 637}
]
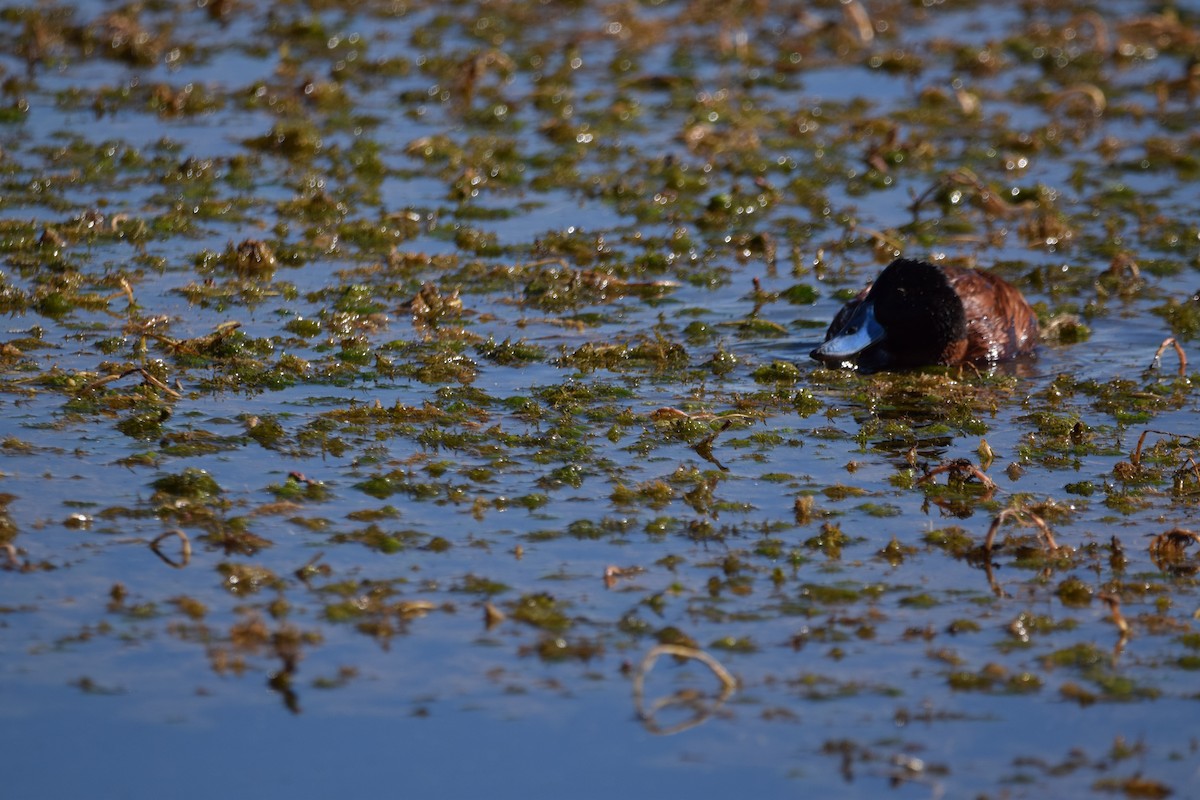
[{"xmin": 811, "ymin": 258, "xmax": 1039, "ymax": 371}]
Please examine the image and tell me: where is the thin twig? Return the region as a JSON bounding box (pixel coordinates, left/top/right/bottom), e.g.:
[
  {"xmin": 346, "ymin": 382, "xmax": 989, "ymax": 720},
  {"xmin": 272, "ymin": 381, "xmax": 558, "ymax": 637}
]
[
  {"xmin": 134, "ymin": 367, "xmax": 180, "ymax": 398},
  {"xmin": 294, "ymin": 551, "xmax": 326, "ymax": 582},
  {"xmin": 1131, "ymin": 428, "xmax": 1200, "ymax": 467},
  {"xmin": 1097, "ymin": 592, "xmax": 1129, "ymax": 635},
  {"xmin": 1108, "ymin": 252, "xmax": 1140, "ymax": 282},
  {"xmin": 1047, "ymin": 83, "xmax": 1107, "ymax": 114},
  {"xmin": 984, "ymin": 508, "xmax": 1058, "ymax": 555},
  {"xmin": 842, "ymin": 0, "xmax": 874, "ymax": 44},
  {"xmin": 855, "ymin": 225, "xmax": 904, "ymax": 253},
  {"xmin": 1175, "ymin": 457, "xmax": 1200, "ymax": 496},
  {"xmin": 632, "ymin": 644, "xmax": 737, "ymax": 735},
  {"xmin": 635, "ymin": 643, "xmax": 736, "ymax": 693},
  {"xmin": 982, "ymin": 559, "xmax": 1008, "ymax": 599},
  {"xmin": 650, "ymin": 408, "xmax": 757, "ymax": 424},
  {"xmin": 80, "ymin": 366, "xmax": 181, "ymax": 399},
  {"xmin": 1067, "ymin": 10, "xmax": 1111, "ymax": 53},
  {"xmin": 150, "ymin": 528, "xmax": 191, "ymax": 568},
  {"xmin": 105, "ymin": 277, "xmax": 137, "ymax": 307},
  {"xmin": 603, "ymin": 564, "xmax": 645, "ymax": 589},
  {"xmin": 1148, "ymin": 337, "xmax": 1187, "ymax": 378}
]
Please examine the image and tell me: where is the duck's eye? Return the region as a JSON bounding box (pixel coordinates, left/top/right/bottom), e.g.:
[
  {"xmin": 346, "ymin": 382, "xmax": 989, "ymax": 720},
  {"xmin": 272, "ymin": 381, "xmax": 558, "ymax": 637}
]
[{"xmin": 845, "ymin": 325, "xmax": 859, "ymax": 334}]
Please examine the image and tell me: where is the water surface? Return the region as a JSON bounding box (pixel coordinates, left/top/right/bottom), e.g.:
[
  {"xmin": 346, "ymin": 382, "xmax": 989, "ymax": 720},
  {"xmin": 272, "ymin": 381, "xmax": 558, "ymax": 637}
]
[{"xmin": 2, "ymin": 1, "xmax": 1200, "ymax": 797}]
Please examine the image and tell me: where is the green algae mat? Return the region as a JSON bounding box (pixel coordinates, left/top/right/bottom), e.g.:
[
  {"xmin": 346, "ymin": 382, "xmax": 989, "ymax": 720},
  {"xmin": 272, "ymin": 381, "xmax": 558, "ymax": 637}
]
[{"xmin": 1, "ymin": 0, "xmax": 1199, "ymax": 797}]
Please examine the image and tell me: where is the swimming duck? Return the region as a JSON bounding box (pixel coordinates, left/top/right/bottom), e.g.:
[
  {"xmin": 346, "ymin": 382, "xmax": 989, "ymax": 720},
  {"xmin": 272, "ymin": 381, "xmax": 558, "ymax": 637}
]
[{"xmin": 811, "ymin": 257, "xmax": 1039, "ymax": 371}]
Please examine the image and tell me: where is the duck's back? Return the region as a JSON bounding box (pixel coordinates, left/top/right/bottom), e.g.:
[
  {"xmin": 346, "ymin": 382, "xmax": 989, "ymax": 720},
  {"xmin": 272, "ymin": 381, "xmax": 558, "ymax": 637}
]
[{"xmin": 943, "ymin": 266, "xmax": 1039, "ymax": 363}]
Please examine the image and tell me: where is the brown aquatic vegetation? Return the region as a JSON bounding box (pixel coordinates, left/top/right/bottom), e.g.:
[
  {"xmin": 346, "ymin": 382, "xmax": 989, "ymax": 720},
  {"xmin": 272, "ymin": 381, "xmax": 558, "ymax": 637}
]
[{"xmin": 1148, "ymin": 528, "xmax": 1200, "ymax": 572}]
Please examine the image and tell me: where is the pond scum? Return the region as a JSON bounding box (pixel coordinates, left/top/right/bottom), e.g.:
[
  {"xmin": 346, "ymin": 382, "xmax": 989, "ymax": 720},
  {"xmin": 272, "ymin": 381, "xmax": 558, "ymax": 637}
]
[{"xmin": 1, "ymin": 0, "xmax": 1199, "ymax": 797}]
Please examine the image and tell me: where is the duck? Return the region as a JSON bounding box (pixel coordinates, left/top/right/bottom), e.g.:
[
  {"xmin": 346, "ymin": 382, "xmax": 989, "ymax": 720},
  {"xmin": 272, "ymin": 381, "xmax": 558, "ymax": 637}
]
[{"xmin": 810, "ymin": 257, "xmax": 1039, "ymax": 371}]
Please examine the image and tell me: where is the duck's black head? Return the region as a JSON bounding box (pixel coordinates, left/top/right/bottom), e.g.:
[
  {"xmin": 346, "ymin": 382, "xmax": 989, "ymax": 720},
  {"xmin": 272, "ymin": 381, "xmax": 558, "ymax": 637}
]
[{"xmin": 811, "ymin": 258, "xmax": 967, "ymax": 371}]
